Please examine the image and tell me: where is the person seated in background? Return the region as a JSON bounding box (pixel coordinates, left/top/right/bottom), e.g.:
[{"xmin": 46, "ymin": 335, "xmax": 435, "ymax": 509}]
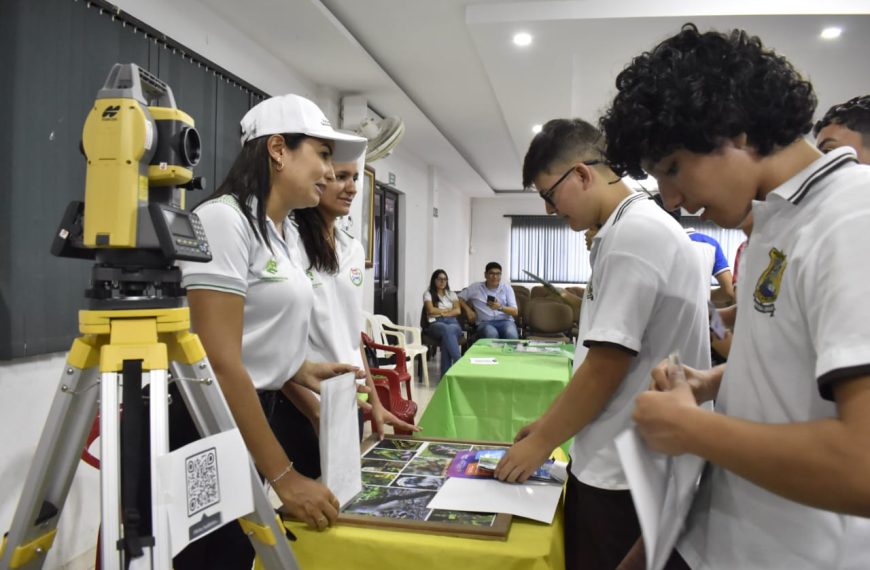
[
  {"xmin": 814, "ymin": 94, "xmax": 870, "ymax": 164},
  {"xmin": 458, "ymin": 262, "xmax": 520, "ymax": 339},
  {"xmin": 423, "ymin": 269, "xmax": 463, "ymax": 373}
]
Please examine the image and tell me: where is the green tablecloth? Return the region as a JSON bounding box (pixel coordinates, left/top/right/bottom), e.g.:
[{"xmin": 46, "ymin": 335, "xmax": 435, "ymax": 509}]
[{"xmin": 418, "ymin": 339, "xmax": 574, "ymax": 451}]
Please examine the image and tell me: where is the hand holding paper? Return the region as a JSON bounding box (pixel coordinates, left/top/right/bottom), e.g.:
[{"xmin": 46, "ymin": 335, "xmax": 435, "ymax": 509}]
[{"xmin": 634, "ymin": 354, "xmax": 701, "ymax": 456}]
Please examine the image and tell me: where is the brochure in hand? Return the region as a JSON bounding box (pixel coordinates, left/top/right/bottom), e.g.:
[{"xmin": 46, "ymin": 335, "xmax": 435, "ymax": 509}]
[{"xmin": 447, "ymin": 449, "xmax": 561, "ymax": 484}]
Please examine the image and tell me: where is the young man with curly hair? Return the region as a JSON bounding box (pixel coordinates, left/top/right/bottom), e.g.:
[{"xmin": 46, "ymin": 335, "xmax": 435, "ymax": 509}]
[
  {"xmin": 494, "ymin": 118, "xmax": 710, "ymax": 569},
  {"xmin": 601, "ymin": 23, "xmax": 870, "ymax": 568},
  {"xmin": 814, "ymin": 94, "xmax": 870, "ymax": 164}
]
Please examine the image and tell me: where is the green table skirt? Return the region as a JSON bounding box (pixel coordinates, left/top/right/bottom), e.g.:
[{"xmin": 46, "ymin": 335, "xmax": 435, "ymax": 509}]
[{"xmin": 418, "ymin": 339, "xmax": 574, "ymax": 452}]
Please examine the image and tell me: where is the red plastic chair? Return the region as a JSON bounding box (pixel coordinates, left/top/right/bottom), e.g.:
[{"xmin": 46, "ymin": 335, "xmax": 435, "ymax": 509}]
[
  {"xmin": 360, "ymin": 332, "xmax": 413, "ymax": 400},
  {"xmin": 361, "ymin": 333, "xmax": 418, "ymax": 435}
]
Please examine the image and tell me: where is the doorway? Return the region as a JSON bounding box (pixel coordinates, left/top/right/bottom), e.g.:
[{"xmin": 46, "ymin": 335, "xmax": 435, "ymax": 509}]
[{"xmin": 373, "ymin": 183, "xmax": 399, "ymax": 323}]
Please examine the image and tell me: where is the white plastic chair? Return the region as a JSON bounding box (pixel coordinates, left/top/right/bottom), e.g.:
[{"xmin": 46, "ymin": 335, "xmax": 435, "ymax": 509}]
[{"xmin": 363, "ymin": 311, "xmax": 430, "ymax": 389}]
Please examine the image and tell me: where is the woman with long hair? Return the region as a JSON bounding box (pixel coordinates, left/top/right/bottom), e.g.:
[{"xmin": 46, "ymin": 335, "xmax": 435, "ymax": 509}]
[
  {"xmin": 424, "ymin": 269, "xmax": 463, "ymax": 373},
  {"xmin": 177, "ymin": 94, "xmax": 366, "ymax": 567},
  {"xmin": 288, "ymin": 160, "xmax": 418, "ymax": 442}
]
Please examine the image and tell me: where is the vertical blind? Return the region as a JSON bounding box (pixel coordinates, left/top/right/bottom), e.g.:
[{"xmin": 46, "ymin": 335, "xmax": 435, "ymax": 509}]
[{"xmin": 509, "ymin": 215, "xmax": 746, "ymax": 284}]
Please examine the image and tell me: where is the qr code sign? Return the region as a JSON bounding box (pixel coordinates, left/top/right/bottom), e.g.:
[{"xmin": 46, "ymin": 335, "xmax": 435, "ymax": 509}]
[{"xmin": 186, "ymin": 447, "xmax": 220, "ymax": 516}]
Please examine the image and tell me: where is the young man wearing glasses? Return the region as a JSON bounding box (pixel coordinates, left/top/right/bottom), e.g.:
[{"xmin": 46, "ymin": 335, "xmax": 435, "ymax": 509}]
[
  {"xmin": 458, "ymin": 262, "xmax": 520, "ymax": 339},
  {"xmin": 601, "ymin": 24, "xmax": 870, "ymax": 569},
  {"xmin": 494, "ymin": 117, "xmax": 710, "ymax": 569}
]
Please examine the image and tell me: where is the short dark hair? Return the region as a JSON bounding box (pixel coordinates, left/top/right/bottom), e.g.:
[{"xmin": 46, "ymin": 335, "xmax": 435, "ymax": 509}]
[
  {"xmin": 600, "ymin": 23, "xmax": 817, "ymax": 180},
  {"xmin": 813, "ymin": 95, "xmax": 870, "ymax": 144},
  {"xmin": 522, "ymin": 118, "xmax": 605, "ymax": 189},
  {"xmin": 485, "ymin": 262, "xmax": 502, "ymax": 274}
]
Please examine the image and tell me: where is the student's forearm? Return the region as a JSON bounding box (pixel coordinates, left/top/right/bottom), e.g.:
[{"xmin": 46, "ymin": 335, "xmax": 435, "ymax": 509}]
[
  {"xmin": 500, "ymin": 306, "xmax": 518, "ymax": 317},
  {"xmin": 214, "ymin": 363, "xmax": 293, "ymax": 480},
  {"xmin": 680, "ymin": 382, "xmax": 870, "ymax": 515},
  {"xmin": 281, "ymin": 382, "xmax": 321, "ymax": 424}
]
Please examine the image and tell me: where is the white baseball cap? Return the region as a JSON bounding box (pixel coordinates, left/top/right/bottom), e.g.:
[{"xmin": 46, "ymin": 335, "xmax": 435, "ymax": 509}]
[{"xmin": 240, "ymin": 94, "xmax": 367, "ymax": 163}]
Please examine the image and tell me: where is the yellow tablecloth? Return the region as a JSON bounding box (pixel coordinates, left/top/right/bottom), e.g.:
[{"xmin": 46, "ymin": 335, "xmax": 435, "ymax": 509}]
[{"xmin": 259, "ymin": 447, "xmax": 569, "ymax": 570}]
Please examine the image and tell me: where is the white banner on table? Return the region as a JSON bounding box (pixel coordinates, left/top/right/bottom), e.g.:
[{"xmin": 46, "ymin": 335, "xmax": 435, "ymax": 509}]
[
  {"xmin": 319, "ymin": 372, "xmax": 362, "ymax": 507},
  {"xmin": 156, "ymin": 428, "xmax": 253, "ymax": 557},
  {"xmin": 427, "ymin": 478, "xmax": 562, "ymax": 523}
]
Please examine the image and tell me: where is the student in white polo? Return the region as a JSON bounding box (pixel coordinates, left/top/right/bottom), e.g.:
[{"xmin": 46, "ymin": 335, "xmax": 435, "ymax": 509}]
[
  {"xmin": 602, "ymin": 23, "xmax": 870, "ymax": 569},
  {"xmin": 178, "ymin": 94, "xmax": 366, "ymax": 568},
  {"xmin": 494, "ymin": 118, "xmax": 710, "ymax": 570},
  {"xmin": 278, "ymin": 160, "xmax": 418, "ymax": 470}
]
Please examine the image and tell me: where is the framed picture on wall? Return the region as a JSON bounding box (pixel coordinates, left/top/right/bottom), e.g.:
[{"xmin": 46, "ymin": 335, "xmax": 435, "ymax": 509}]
[{"xmin": 361, "ymin": 165, "xmax": 376, "ymax": 268}]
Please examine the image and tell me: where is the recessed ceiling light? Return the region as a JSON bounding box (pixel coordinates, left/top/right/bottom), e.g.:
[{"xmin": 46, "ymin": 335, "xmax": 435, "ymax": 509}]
[
  {"xmin": 513, "ymin": 32, "xmax": 533, "ymax": 47},
  {"xmin": 532, "ymin": 124, "xmax": 542, "ymax": 134},
  {"xmin": 820, "ymin": 27, "xmax": 842, "ymax": 40}
]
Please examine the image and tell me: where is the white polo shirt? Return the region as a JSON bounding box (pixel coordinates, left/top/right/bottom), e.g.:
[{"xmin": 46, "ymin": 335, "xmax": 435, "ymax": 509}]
[
  {"xmin": 180, "ymin": 195, "xmax": 313, "ymax": 391},
  {"xmin": 458, "ymin": 281, "xmax": 517, "ymax": 323},
  {"xmin": 679, "ymin": 148, "xmax": 870, "ymax": 569},
  {"xmin": 570, "ymin": 193, "xmax": 711, "ymax": 488},
  {"xmin": 289, "ymin": 224, "xmax": 365, "ymax": 369}
]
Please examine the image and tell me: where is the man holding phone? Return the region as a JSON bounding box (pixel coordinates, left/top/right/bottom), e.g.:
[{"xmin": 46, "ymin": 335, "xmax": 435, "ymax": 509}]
[{"xmin": 458, "ymin": 262, "xmax": 520, "ymax": 339}]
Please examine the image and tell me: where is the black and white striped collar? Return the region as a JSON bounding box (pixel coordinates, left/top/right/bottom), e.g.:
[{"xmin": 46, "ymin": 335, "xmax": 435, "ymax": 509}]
[{"xmin": 769, "ymin": 147, "xmax": 859, "ymax": 206}]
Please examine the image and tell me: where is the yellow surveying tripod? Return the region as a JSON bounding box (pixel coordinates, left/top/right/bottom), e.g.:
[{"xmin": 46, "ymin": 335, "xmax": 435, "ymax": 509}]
[
  {"xmin": 1, "ymin": 63, "xmax": 300, "ymax": 569},
  {"xmin": 0, "ymin": 308, "xmax": 300, "ymax": 569}
]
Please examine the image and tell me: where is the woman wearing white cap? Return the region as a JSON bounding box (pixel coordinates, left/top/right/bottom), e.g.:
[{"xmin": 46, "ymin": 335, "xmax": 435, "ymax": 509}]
[
  {"xmin": 280, "ymin": 160, "xmax": 420, "ymax": 455},
  {"xmin": 176, "ymin": 94, "xmax": 366, "ymax": 567}
]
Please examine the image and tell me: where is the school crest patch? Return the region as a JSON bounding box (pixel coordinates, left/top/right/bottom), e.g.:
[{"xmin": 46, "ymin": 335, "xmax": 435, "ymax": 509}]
[
  {"xmin": 753, "ymin": 248, "xmax": 787, "ymax": 316},
  {"xmin": 350, "ymin": 267, "xmax": 363, "ymax": 286}
]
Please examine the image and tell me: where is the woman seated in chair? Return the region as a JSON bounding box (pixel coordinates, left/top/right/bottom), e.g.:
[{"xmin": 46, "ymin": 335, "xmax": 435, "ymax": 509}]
[{"xmin": 423, "ymin": 269, "xmax": 463, "ymax": 374}]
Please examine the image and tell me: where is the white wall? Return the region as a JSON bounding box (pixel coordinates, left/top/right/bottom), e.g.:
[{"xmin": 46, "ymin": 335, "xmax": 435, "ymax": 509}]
[
  {"xmin": 0, "ymin": 3, "xmax": 472, "ymax": 567},
  {"xmin": 469, "ymin": 194, "xmax": 544, "ymax": 283}
]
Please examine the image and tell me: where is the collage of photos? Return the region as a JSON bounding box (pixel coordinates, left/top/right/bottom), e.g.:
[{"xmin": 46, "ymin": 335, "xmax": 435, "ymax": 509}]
[{"xmin": 343, "ymin": 438, "xmax": 509, "ymax": 529}]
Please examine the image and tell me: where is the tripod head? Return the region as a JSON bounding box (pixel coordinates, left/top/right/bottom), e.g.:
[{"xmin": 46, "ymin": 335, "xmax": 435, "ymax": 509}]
[{"xmin": 52, "ymin": 63, "xmax": 211, "ymax": 309}]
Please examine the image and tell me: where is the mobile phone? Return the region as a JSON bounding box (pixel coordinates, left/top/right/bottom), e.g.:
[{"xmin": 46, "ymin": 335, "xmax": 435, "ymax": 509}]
[{"xmin": 486, "ymin": 295, "xmax": 496, "ymax": 303}]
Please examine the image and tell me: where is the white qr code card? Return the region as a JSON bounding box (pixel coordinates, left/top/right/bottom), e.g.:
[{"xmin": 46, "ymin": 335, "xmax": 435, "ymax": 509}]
[{"xmin": 157, "ymin": 428, "xmax": 253, "ymax": 556}]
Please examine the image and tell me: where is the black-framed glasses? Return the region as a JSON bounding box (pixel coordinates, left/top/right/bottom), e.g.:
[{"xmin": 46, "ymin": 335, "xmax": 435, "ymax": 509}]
[{"xmin": 538, "ymin": 160, "xmax": 618, "ymax": 208}]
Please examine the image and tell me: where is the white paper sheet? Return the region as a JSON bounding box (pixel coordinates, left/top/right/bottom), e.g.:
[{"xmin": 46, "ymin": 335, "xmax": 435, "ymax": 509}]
[
  {"xmin": 319, "ymin": 372, "xmax": 362, "ymax": 507},
  {"xmin": 156, "ymin": 428, "xmax": 253, "ymax": 557},
  {"xmin": 615, "ymin": 421, "xmax": 707, "ymax": 570},
  {"xmin": 427, "ymin": 478, "xmax": 562, "ymax": 523}
]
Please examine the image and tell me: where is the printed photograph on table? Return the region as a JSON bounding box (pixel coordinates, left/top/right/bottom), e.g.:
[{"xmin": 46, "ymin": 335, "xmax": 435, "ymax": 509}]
[
  {"xmin": 337, "ymin": 436, "xmax": 513, "ymax": 539},
  {"xmin": 343, "ymin": 486, "xmax": 435, "ymax": 521},
  {"xmin": 375, "ymin": 438, "xmax": 424, "ymax": 451},
  {"xmin": 361, "ymin": 458, "xmax": 405, "ymax": 473},
  {"xmin": 402, "ymin": 456, "xmax": 451, "ymax": 476},
  {"xmin": 364, "ymin": 447, "xmax": 418, "ymax": 462},
  {"xmin": 361, "ymin": 471, "xmax": 397, "ymax": 486},
  {"xmin": 390, "ymin": 475, "xmax": 445, "ymax": 491},
  {"xmin": 419, "ymin": 443, "xmax": 472, "ymax": 458}
]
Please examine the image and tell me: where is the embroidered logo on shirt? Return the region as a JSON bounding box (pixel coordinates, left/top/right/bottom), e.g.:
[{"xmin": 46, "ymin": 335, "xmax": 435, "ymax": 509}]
[
  {"xmin": 350, "ymin": 267, "xmax": 363, "ymax": 286},
  {"xmin": 753, "ymin": 248, "xmax": 787, "ymax": 316},
  {"xmin": 260, "ymin": 257, "xmax": 287, "ymax": 282}
]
